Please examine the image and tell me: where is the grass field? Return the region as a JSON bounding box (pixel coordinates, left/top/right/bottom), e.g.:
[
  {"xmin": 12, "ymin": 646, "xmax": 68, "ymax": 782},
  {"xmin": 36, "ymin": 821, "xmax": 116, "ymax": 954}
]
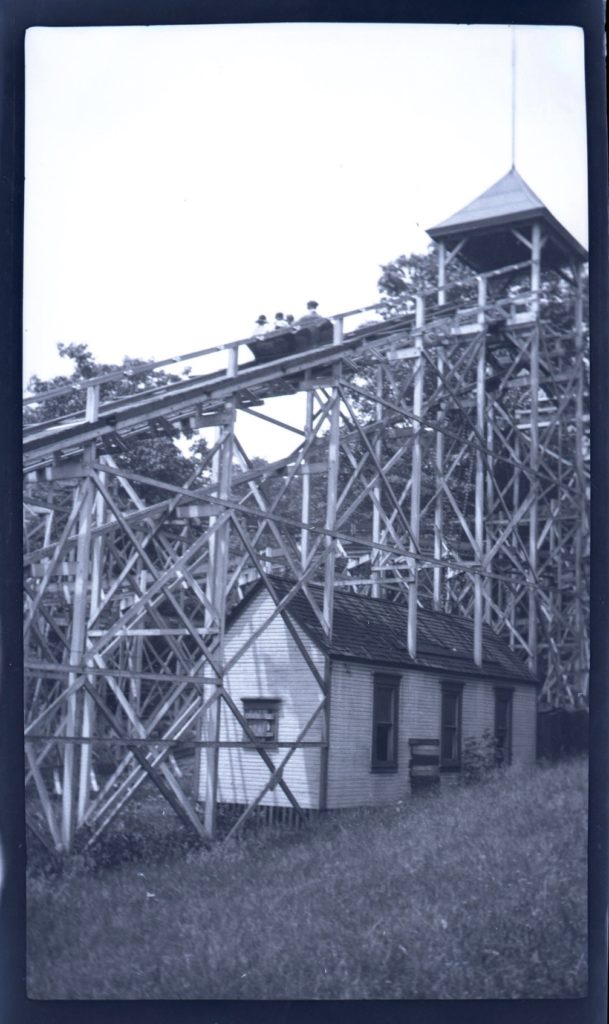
[{"xmin": 27, "ymin": 756, "xmax": 588, "ymax": 1000}]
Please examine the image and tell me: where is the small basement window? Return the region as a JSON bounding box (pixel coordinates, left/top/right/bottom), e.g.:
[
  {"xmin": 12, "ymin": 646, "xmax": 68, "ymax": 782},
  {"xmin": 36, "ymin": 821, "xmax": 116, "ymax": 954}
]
[
  {"xmin": 494, "ymin": 688, "xmax": 513, "ymax": 765},
  {"xmin": 371, "ymin": 674, "xmax": 400, "ymax": 772},
  {"xmin": 441, "ymin": 683, "xmax": 463, "ymax": 770},
  {"xmin": 242, "ymin": 698, "xmax": 281, "ymax": 745}
]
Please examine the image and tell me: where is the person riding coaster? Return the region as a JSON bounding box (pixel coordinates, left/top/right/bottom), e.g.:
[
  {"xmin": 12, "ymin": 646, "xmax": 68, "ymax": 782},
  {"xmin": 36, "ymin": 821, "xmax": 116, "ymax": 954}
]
[{"xmin": 248, "ymin": 301, "xmax": 333, "ymax": 362}]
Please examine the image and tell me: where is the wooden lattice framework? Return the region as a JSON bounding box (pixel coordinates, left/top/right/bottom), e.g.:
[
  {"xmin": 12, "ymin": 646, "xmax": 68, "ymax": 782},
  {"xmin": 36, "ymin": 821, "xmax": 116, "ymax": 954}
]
[{"xmin": 23, "ymin": 237, "xmax": 589, "ymax": 852}]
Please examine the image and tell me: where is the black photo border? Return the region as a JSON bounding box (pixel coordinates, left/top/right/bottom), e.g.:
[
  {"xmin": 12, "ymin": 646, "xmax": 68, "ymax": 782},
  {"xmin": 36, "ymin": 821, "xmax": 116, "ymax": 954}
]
[{"xmin": 1, "ymin": 3, "xmax": 606, "ymax": 1024}]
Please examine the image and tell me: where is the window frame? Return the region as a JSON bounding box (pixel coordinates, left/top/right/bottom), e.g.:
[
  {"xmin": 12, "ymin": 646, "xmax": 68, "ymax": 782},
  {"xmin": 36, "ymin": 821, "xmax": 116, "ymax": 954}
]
[
  {"xmin": 371, "ymin": 673, "xmax": 400, "ymax": 773},
  {"xmin": 494, "ymin": 687, "xmax": 514, "ymax": 765},
  {"xmin": 440, "ymin": 682, "xmax": 464, "ymax": 771},
  {"xmin": 241, "ymin": 697, "xmax": 281, "ymax": 747}
]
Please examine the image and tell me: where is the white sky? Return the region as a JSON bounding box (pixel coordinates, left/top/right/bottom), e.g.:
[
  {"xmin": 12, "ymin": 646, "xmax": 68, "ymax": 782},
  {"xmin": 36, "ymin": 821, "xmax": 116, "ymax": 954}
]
[{"xmin": 23, "ymin": 23, "xmax": 587, "ymax": 456}]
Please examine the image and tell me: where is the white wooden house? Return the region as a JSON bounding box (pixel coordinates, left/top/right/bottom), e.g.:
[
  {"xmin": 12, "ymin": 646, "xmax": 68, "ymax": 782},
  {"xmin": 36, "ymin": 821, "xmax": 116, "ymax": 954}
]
[{"xmin": 198, "ymin": 577, "xmax": 538, "ymax": 812}]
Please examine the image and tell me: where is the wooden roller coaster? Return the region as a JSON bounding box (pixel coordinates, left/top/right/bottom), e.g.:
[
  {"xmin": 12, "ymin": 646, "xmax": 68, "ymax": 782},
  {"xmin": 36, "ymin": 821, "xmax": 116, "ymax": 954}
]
[{"xmin": 23, "ymin": 180, "xmax": 589, "ymax": 851}]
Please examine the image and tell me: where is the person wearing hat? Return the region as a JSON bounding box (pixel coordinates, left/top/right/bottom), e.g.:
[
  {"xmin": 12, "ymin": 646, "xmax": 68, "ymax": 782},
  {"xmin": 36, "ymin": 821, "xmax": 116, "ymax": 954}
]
[
  {"xmin": 296, "ymin": 300, "xmax": 322, "ymax": 326},
  {"xmin": 253, "ymin": 314, "xmax": 272, "ymax": 338}
]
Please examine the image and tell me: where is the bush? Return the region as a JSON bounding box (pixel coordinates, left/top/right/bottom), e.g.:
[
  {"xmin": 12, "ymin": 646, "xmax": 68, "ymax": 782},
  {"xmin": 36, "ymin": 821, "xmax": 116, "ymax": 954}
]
[{"xmin": 462, "ymin": 729, "xmax": 499, "ymax": 783}]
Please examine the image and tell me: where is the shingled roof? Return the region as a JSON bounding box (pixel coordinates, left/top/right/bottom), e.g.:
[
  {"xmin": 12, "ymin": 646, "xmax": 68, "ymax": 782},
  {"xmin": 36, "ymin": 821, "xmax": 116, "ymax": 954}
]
[
  {"xmin": 427, "ymin": 168, "xmax": 587, "ymax": 270},
  {"xmin": 232, "ymin": 576, "xmax": 537, "ymax": 685},
  {"xmin": 429, "ymin": 169, "xmax": 546, "ymax": 235}
]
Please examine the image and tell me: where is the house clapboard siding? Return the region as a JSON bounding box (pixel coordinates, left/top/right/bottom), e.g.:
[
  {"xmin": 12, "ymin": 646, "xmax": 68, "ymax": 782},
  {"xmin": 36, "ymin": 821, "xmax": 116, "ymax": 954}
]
[
  {"xmin": 198, "ymin": 589, "xmax": 325, "ymax": 809},
  {"xmin": 198, "ymin": 581, "xmax": 538, "ymax": 811},
  {"xmin": 328, "ymin": 662, "xmax": 537, "ymax": 809}
]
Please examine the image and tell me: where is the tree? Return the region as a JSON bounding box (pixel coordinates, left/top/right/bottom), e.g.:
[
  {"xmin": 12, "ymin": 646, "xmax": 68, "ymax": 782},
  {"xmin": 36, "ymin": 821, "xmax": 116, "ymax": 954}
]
[
  {"xmin": 24, "ymin": 343, "xmax": 204, "ymax": 500},
  {"xmin": 377, "ymin": 243, "xmax": 477, "ymax": 318}
]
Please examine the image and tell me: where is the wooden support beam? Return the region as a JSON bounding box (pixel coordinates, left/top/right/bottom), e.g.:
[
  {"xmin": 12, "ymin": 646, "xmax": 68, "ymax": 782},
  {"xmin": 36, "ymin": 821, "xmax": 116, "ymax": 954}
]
[
  {"xmin": 573, "ymin": 261, "xmax": 587, "ymax": 696},
  {"xmin": 444, "ymin": 238, "xmax": 466, "ymax": 267},
  {"xmin": 84, "ymin": 690, "xmax": 211, "ymax": 838},
  {"xmin": 437, "ymin": 242, "xmax": 446, "ymax": 307},
  {"xmin": 77, "ymin": 480, "xmax": 105, "ymax": 825},
  {"xmin": 89, "ymin": 474, "xmax": 225, "ymax": 677},
  {"xmin": 371, "ymin": 368, "xmax": 383, "ymax": 599},
  {"xmin": 219, "ymin": 684, "xmax": 306, "ymax": 820},
  {"xmin": 80, "ymin": 678, "xmax": 208, "ymax": 840},
  {"xmin": 25, "ymin": 741, "xmax": 62, "ymax": 851},
  {"xmin": 527, "ymin": 224, "xmax": 542, "ymax": 674},
  {"xmin": 301, "ymin": 386, "xmax": 314, "ymax": 569},
  {"xmin": 408, "ymin": 296, "xmax": 425, "ymax": 659},
  {"xmin": 338, "ymin": 388, "xmax": 418, "ymax": 551},
  {"xmin": 474, "ymin": 277, "xmax": 487, "ymax": 666},
  {"xmin": 433, "ymin": 350, "xmax": 444, "ymax": 611},
  {"xmin": 319, "ymin": 361, "xmax": 341, "ymax": 810},
  {"xmin": 202, "ymin": 355, "xmax": 236, "ymax": 837},
  {"xmin": 223, "ymin": 700, "xmax": 325, "ymax": 842},
  {"xmin": 57, "ymin": 385, "xmax": 99, "ymax": 849},
  {"xmin": 23, "ymin": 487, "xmax": 89, "ymax": 640},
  {"xmin": 484, "ymin": 401, "xmax": 495, "ymax": 625}
]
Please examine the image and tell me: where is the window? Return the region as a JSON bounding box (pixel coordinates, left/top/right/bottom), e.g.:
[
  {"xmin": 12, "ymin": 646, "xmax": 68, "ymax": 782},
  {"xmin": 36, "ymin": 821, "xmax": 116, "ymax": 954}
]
[
  {"xmin": 494, "ymin": 688, "xmax": 513, "ymax": 765},
  {"xmin": 441, "ymin": 684, "xmax": 463, "ymax": 769},
  {"xmin": 242, "ymin": 698, "xmax": 280, "ymax": 745},
  {"xmin": 371, "ymin": 674, "xmax": 400, "ymax": 772}
]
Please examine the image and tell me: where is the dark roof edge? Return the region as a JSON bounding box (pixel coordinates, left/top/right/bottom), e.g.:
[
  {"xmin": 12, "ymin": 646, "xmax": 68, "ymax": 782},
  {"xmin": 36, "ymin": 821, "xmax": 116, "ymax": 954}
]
[
  {"xmin": 328, "ymin": 650, "xmax": 540, "ymax": 686},
  {"xmin": 428, "ymin": 208, "xmax": 588, "ymax": 261},
  {"xmin": 224, "ymin": 576, "xmax": 267, "ymax": 632}
]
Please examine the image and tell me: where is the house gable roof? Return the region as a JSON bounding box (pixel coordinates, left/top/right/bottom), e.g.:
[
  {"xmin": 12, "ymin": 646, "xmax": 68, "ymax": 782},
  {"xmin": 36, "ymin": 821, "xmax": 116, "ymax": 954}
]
[{"xmin": 229, "ymin": 576, "xmax": 537, "ymax": 685}]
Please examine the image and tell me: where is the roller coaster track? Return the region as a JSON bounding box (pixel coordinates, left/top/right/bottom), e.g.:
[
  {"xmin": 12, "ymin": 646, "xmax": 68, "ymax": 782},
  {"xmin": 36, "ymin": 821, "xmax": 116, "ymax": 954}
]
[{"xmin": 23, "ymin": 312, "xmax": 413, "ymax": 465}]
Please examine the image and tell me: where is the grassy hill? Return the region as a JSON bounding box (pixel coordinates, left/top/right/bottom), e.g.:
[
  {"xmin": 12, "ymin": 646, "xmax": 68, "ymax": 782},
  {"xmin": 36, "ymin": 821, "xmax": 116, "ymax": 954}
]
[{"xmin": 27, "ymin": 756, "xmax": 588, "ymax": 999}]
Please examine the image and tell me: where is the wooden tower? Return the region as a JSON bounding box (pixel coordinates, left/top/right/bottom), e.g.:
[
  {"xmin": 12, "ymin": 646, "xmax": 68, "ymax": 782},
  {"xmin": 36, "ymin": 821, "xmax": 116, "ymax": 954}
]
[{"xmin": 427, "ymin": 168, "xmax": 589, "ymax": 704}]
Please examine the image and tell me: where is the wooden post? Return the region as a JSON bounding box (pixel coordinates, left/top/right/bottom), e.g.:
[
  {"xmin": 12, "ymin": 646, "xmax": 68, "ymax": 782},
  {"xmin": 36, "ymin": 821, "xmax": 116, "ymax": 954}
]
[
  {"xmin": 528, "ymin": 223, "xmax": 542, "ymax": 672},
  {"xmin": 76, "ymin": 477, "xmax": 105, "ymax": 826},
  {"xmin": 63, "ymin": 383, "xmax": 98, "ymax": 848},
  {"xmin": 438, "ymin": 242, "xmax": 446, "ymax": 306},
  {"xmin": 531, "ymin": 222, "xmax": 542, "ymax": 313},
  {"xmin": 573, "ymin": 261, "xmax": 586, "ymax": 697},
  {"xmin": 433, "ymin": 350, "xmax": 444, "ymax": 611},
  {"xmin": 62, "ymin": 487, "xmax": 93, "ymax": 847},
  {"xmin": 485, "ymin": 402, "xmax": 494, "ymax": 625},
  {"xmin": 319, "ymin": 324, "xmax": 342, "ymax": 810},
  {"xmin": 408, "ymin": 295, "xmax": 425, "ymax": 659},
  {"xmin": 301, "ymin": 386, "xmax": 314, "ymax": 569},
  {"xmin": 323, "ymin": 319, "xmax": 343, "ymax": 633},
  {"xmin": 474, "ymin": 276, "xmax": 486, "ymax": 666},
  {"xmin": 371, "ymin": 367, "xmax": 383, "ymax": 599},
  {"xmin": 202, "ymin": 348, "xmax": 237, "ymax": 836}
]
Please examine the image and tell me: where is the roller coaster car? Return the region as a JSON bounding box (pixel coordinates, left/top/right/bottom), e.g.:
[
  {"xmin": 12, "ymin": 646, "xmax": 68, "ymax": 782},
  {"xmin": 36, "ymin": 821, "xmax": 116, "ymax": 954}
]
[{"xmin": 247, "ymin": 318, "xmax": 334, "ymax": 363}]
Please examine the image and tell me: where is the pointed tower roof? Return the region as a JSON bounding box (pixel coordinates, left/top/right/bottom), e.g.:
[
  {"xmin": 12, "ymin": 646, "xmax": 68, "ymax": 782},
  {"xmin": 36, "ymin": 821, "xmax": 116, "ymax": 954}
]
[
  {"xmin": 427, "ymin": 168, "xmax": 587, "ymax": 272},
  {"xmin": 430, "ymin": 169, "xmax": 545, "ymax": 232}
]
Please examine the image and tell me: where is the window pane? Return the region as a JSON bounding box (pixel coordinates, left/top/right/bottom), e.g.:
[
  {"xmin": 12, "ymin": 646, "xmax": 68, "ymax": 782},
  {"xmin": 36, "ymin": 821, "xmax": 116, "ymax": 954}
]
[
  {"xmin": 374, "ymin": 685, "xmax": 394, "ymax": 722},
  {"xmin": 375, "ymin": 723, "xmax": 392, "ymax": 762},
  {"xmin": 441, "ymin": 725, "xmax": 456, "ymax": 762},
  {"xmin": 242, "ymin": 701, "xmax": 279, "ymax": 743},
  {"xmin": 443, "ymin": 693, "xmax": 458, "ymax": 727},
  {"xmin": 495, "ymin": 693, "xmax": 512, "ymax": 764},
  {"xmin": 496, "ymin": 698, "xmax": 508, "ymax": 731},
  {"xmin": 372, "ymin": 677, "xmax": 398, "ymax": 768},
  {"xmin": 249, "ymin": 719, "xmax": 270, "ymax": 739},
  {"xmin": 441, "ymin": 689, "xmax": 461, "ymax": 766}
]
